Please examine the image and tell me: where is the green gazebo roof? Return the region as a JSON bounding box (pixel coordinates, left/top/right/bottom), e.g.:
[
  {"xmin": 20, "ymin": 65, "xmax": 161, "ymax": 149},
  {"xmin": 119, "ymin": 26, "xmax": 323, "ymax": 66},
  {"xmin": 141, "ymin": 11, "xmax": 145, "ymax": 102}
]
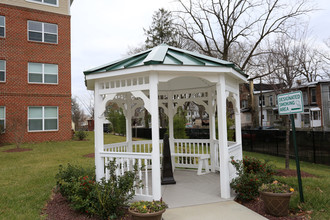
[{"xmin": 83, "ymin": 44, "xmax": 246, "ymax": 77}]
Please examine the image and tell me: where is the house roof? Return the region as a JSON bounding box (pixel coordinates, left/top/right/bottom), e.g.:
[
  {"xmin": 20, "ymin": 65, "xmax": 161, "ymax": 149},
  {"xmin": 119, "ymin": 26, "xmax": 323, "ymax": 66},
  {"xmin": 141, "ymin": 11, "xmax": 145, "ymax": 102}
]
[
  {"xmin": 83, "ymin": 44, "xmax": 246, "ymax": 77},
  {"xmin": 253, "ymin": 83, "xmax": 285, "ymax": 91}
]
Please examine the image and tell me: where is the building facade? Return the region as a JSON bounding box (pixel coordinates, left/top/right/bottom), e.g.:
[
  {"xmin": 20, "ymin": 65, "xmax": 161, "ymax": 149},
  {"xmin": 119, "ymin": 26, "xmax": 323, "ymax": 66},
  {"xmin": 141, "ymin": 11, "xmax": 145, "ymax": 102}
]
[
  {"xmin": 0, "ymin": 0, "xmax": 73, "ymax": 143},
  {"xmin": 251, "ymin": 81, "xmax": 330, "ymax": 130}
]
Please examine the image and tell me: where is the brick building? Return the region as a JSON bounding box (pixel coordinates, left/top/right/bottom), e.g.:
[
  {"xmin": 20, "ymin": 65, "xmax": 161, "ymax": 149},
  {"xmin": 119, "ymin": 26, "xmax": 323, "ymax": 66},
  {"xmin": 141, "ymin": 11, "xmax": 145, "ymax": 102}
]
[{"xmin": 0, "ymin": 0, "xmax": 73, "ymax": 143}]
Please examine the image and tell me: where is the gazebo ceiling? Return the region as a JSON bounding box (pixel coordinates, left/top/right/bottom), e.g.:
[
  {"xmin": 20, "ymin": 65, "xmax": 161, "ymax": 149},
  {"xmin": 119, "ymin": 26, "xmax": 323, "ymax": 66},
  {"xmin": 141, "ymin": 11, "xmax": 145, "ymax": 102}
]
[{"xmin": 84, "ymin": 44, "xmax": 247, "ymax": 90}]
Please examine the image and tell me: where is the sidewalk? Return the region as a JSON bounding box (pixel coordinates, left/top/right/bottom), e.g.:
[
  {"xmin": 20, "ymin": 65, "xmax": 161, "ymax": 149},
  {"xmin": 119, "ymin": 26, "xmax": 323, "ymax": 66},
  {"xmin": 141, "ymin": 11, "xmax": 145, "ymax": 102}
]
[{"xmin": 163, "ymin": 201, "xmax": 267, "ymax": 220}]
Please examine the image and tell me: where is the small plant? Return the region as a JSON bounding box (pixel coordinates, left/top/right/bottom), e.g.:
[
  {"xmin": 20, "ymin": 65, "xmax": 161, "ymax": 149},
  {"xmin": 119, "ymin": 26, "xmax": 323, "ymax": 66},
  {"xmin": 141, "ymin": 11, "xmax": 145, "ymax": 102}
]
[
  {"xmin": 230, "ymin": 156, "xmax": 276, "ymax": 201},
  {"xmin": 129, "ymin": 200, "xmax": 167, "ymax": 213},
  {"xmin": 75, "ymin": 130, "xmax": 87, "ymax": 140},
  {"xmin": 260, "ymin": 180, "xmax": 294, "ymax": 193}
]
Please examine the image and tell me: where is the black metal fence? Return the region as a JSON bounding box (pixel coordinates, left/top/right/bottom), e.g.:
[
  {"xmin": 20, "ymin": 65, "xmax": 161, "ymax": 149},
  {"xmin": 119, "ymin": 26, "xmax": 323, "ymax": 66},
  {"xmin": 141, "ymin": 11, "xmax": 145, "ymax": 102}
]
[
  {"xmin": 242, "ymin": 130, "xmax": 330, "ymax": 166},
  {"xmin": 131, "ymin": 128, "xmax": 330, "ymax": 166}
]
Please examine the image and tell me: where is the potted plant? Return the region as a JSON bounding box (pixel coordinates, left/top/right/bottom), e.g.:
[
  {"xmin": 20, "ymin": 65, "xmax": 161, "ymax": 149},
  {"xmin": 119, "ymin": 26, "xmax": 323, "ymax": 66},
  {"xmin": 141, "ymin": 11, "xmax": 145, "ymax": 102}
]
[
  {"xmin": 128, "ymin": 200, "xmax": 167, "ymax": 220},
  {"xmin": 259, "ymin": 180, "xmax": 295, "ymax": 217}
]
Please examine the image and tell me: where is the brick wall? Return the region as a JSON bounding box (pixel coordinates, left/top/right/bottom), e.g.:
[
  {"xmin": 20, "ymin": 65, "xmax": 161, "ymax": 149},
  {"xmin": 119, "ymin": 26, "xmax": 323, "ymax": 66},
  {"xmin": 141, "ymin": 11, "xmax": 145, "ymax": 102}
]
[{"xmin": 0, "ymin": 4, "xmax": 72, "ymax": 143}]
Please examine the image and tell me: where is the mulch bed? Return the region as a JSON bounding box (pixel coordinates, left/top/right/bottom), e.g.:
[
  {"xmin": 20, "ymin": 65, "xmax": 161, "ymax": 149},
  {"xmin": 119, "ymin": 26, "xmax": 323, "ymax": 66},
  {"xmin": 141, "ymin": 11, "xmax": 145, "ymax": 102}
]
[
  {"xmin": 43, "ymin": 192, "xmax": 132, "ymax": 220},
  {"xmin": 238, "ymin": 197, "xmax": 309, "ymax": 220},
  {"xmin": 3, "ymin": 148, "xmax": 32, "ymax": 153},
  {"xmin": 43, "ymin": 169, "xmax": 315, "ymax": 220},
  {"xmin": 83, "ymin": 153, "xmax": 94, "ymax": 158},
  {"xmin": 276, "ymin": 169, "xmax": 316, "ymax": 178}
]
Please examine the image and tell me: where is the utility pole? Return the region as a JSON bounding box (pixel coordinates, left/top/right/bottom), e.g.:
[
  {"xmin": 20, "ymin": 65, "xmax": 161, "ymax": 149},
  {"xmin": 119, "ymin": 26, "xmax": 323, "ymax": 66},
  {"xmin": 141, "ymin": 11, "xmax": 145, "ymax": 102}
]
[{"xmin": 260, "ymin": 77, "xmax": 263, "ymax": 128}]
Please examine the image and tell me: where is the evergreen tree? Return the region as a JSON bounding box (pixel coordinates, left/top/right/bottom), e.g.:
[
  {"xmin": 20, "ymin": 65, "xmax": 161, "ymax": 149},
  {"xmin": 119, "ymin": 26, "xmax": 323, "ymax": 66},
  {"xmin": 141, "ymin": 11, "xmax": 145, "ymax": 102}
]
[{"xmin": 144, "ymin": 8, "xmax": 180, "ymax": 49}]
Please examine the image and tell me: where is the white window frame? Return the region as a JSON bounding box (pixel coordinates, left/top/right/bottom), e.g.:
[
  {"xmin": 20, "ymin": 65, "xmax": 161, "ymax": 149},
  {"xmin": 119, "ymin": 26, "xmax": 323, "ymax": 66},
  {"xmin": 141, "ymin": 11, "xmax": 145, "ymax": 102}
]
[
  {"xmin": 259, "ymin": 95, "xmax": 265, "ymax": 107},
  {"xmin": 0, "ymin": 15, "xmax": 5, "ymax": 38},
  {"xmin": 0, "ymin": 60, "xmax": 5, "ymax": 82},
  {"xmin": 0, "ymin": 106, "xmax": 5, "ymax": 133},
  {"xmin": 311, "ymin": 88, "xmax": 317, "ymax": 104},
  {"xmin": 269, "ymin": 95, "xmax": 273, "ymax": 106},
  {"xmin": 26, "ymin": 0, "xmax": 59, "ymax": 7},
  {"xmin": 28, "ymin": 62, "xmax": 58, "ymax": 84},
  {"xmin": 28, "ymin": 106, "xmax": 58, "ymax": 132},
  {"xmin": 28, "ymin": 20, "xmax": 58, "ymax": 44},
  {"xmin": 242, "ymin": 100, "xmax": 248, "ymax": 108}
]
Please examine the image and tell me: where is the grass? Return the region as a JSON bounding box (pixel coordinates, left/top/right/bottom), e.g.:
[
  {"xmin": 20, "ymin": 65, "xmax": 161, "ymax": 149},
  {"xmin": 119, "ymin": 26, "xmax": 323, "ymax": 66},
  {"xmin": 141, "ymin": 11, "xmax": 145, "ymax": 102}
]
[
  {"xmin": 244, "ymin": 151, "xmax": 330, "ymax": 219},
  {"xmin": 0, "ymin": 134, "xmax": 328, "ymax": 219},
  {"xmin": 0, "ymin": 132, "xmax": 126, "ymax": 220}
]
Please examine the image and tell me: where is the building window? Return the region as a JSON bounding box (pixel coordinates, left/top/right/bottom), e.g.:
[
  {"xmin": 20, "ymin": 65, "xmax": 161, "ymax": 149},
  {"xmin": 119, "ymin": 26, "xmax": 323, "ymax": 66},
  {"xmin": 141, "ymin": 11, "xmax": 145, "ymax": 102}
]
[
  {"xmin": 27, "ymin": 0, "xmax": 58, "ymax": 6},
  {"xmin": 28, "ymin": 106, "xmax": 58, "ymax": 131},
  {"xmin": 28, "ymin": 21, "xmax": 58, "ymax": 44},
  {"xmin": 0, "ymin": 106, "xmax": 5, "ymax": 132},
  {"xmin": 312, "ymin": 111, "xmax": 320, "ymax": 120},
  {"xmin": 259, "ymin": 95, "xmax": 265, "ymax": 107},
  {"xmin": 0, "ymin": 16, "xmax": 5, "ymax": 37},
  {"xmin": 311, "ymin": 88, "xmax": 316, "ymax": 103},
  {"xmin": 303, "ymin": 92, "xmax": 308, "ymax": 105},
  {"xmin": 242, "ymin": 100, "xmax": 248, "ymax": 108},
  {"xmin": 269, "ymin": 95, "xmax": 273, "ymax": 106},
  {"xmin": 28, "ymin": 63, "xmax": 58, "ymax": 84},
  {"xmin": 0, "ymin": 60, "xmax": 5, "ymax": 82}
]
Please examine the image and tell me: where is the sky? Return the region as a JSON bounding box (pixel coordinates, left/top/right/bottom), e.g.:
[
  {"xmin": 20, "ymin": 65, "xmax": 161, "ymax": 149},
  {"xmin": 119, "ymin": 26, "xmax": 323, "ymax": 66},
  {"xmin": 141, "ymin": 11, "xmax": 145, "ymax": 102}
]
[{"xmin": 70, "ymin": 0, "xmax": 330, "ymax": 114}]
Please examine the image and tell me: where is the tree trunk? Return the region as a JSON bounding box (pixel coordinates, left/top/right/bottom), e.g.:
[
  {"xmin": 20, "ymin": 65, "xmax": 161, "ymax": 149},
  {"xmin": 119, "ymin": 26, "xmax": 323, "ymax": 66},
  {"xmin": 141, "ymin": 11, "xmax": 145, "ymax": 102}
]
[{"xmin": 285, "ymin": 116, "xmax": 290, "ymax": 169}]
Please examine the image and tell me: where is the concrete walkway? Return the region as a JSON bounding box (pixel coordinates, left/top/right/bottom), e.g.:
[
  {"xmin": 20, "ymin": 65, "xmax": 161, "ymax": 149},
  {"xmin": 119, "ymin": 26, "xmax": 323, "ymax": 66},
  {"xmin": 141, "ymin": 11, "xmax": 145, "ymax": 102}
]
[{"xmin": 163, "ymin": 201, "xmax": 267, "ymax": 220}]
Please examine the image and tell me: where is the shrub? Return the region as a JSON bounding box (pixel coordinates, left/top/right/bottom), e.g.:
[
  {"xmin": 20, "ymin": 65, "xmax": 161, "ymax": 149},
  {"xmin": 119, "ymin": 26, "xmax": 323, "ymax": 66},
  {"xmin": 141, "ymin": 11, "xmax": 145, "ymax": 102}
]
[
  {"xmin": 230, "ymin": 156, "xmax": 275, "ymax": 201},
  {"xmin": 55, "ymin": 164, "xmax": 95, "ymax": 197},
  {"xmin": 75, "ymin": 130, "xmax": 87, "ymax": 140},
  {"xmin": 89, "ymin": 161, "xmax": 142, "ymax": 219},
  {"xmin": 55, "ymin": 161, "xmax": 142, "ymax": 219}
]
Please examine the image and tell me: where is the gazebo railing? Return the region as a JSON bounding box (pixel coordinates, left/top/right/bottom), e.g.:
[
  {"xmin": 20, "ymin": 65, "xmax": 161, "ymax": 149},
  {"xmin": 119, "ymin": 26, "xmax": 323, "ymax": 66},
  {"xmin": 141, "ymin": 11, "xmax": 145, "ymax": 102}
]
[
  {"xmin": 99, "ymin": 151, "xmax": 153, "ymax": 200},
  {"xmin": 104, "ymin": 140, "xmax": 164, "ymax": 154},
  {"xmin": 228, "ymin": 142, "xmax": 242, "ymax": 181},
  {"xmin": 172, "ymin": 139, "xmax": 211, "ymax": 169}
]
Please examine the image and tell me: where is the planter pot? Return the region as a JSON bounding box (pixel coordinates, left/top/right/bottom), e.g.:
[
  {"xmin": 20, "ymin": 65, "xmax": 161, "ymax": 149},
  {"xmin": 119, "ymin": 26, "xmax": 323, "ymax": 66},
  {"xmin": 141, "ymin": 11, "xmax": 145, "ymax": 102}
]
[
  {"xmin": 260, "ymin": 191, "xmax": 293, "ymax": 217},
  {"xmin": 128, "ymin": 209, "xmax": 166, "ymax": 220}
]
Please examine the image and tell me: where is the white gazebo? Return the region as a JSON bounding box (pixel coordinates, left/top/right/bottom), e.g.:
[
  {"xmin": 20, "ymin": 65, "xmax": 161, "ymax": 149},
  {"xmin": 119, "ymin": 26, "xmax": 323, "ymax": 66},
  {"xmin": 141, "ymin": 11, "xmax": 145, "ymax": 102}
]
[{"xmin": 84, "ymin": 44, "xmax": 247, "ymax": 201}]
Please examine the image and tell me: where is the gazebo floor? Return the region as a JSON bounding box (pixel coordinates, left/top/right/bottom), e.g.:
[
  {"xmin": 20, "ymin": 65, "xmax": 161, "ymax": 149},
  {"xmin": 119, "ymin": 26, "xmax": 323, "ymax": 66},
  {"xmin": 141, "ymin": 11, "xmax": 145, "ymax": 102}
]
[{"xmin": 161, "ymin": 169, "xmax": 231, "ymax": 208}]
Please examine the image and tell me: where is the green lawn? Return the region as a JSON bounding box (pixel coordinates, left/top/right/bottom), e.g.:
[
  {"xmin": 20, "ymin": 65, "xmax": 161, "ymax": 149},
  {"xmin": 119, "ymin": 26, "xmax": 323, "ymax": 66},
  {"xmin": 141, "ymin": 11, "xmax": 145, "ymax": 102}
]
[
  {"xmin": 0, "ymin": 132, "xmax": 125, "ymax": 220},
  {"xmin": 0, "ymin": 134, "xmax": 329, "ymax": 219},
  {"xmin": 244, "ymin": 151, "xmax": 330, "ymax": 220}
]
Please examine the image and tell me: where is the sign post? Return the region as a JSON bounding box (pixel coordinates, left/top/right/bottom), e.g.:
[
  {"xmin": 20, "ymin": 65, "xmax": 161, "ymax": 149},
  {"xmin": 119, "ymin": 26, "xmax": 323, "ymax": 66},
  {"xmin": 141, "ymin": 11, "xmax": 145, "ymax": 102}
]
[{"xmin": 278, "ymin": 91, "xmax": 304, "ymax": 203}]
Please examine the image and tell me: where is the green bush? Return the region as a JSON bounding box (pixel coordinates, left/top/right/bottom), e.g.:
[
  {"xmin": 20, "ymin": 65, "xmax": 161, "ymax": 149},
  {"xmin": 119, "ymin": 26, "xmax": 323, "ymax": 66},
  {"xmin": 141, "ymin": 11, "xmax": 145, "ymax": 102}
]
[
  {"xmin": 55, "ymin": 164, "xmax": 95, "ymax": 197},
  {"xmin": 174, "ymin": 107, "xmax": 187, "ymax": 139},
  {"xmin": 230, "ymin": 156, "xmax": 275, "ymax": 201},
  {"xmin": 55, "ymin": 161, "xmax": 142, "ymax": 219},
  {"xmin": 106, "ymin": 107, "xmax": 126, "ymax": 135},
  {"xmin": 75, "ymin": 130, "xmax": 88, "ymax": 140}
]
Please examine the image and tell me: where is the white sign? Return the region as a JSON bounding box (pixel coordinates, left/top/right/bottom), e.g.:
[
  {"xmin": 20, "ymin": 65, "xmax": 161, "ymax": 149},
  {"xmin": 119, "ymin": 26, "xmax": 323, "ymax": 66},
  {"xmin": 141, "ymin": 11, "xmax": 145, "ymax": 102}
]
[{"xmin": 277, "ymin": 91, "xmax": 304, "ymax": 115}]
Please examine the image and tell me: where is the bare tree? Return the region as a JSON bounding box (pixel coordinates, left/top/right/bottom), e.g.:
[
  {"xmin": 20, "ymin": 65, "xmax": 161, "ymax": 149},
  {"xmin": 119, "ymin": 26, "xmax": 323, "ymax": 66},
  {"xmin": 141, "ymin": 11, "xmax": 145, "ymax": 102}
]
[
  {"xmin": 259, "ymin": 35, "xmax": 305, "ymax": 169},
  {"xmin": 6, "ymin": 115, "xmax": 26, "ymax": 148},
  {"xmin": 175, "ymin": 0, "xmax": 313, "ymax": 71},
  {"xmin": 72, "ymin": 97, "xmax": 86, "ymax": 130}
]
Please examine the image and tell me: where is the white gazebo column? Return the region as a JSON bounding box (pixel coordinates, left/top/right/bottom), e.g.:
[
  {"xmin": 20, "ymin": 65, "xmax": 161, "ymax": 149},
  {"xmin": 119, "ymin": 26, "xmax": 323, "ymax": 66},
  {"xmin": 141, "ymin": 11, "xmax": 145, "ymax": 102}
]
[
  {"xmin": 126, "ymin": 94, "xmax": 133, "ymax": 152},
  {"xmin": 167, "ymin": 91, "xmax": 175, "ymax": 170},
  {"xmin": 208, "ymin": 88, "xmax": 216, "ymax": 172},
  {"xmin": 94, "ymin": 81, "xmax": 105, "ymax": 181},
  {"xmin": 216, "ymin": 75, "xmax": 230, "ymax": 199},
  {"xmin": 150, "ymin": 73, "xmax": 161, "ymax": 200},
  {"xmin": 234, "ymin": 94, "xmax": 243, "ymax": 159}
]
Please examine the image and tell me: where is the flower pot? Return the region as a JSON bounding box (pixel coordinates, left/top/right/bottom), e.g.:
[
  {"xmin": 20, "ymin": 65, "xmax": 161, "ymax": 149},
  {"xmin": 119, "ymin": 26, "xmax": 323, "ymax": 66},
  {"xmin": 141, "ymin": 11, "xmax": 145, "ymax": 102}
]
[
  {"xmin": 260, "ymin": 191, "xmax": 293, "ymax": 217},
  {"xmin": 128, "ymin": 209, "xmax": 166, "ymax": 220}
]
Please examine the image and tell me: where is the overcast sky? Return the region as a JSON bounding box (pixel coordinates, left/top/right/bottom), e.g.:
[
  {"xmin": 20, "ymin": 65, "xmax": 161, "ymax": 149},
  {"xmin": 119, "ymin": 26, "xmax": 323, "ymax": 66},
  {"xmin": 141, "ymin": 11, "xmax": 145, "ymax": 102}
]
[{"xmin": 70, "ymin": 0, "xmax": 330, "ymax": 112}]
